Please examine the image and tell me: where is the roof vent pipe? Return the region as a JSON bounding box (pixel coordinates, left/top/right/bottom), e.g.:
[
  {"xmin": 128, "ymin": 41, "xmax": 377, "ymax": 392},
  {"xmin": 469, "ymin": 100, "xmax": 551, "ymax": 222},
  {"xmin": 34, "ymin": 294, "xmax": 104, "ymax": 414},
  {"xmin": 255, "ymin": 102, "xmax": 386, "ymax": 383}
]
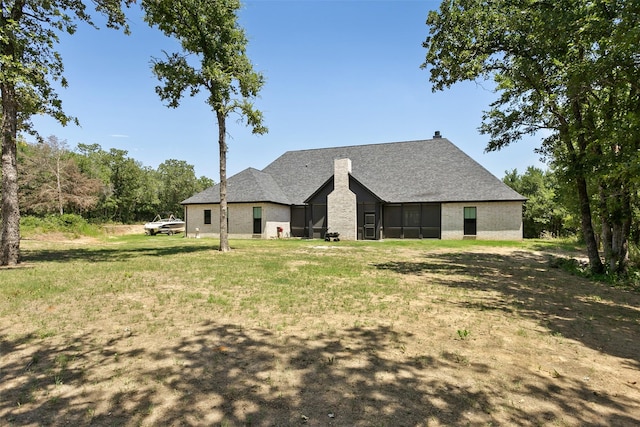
[{"xmin": 433, "ymin": 131, "xmax": 442, "ymax": 139}]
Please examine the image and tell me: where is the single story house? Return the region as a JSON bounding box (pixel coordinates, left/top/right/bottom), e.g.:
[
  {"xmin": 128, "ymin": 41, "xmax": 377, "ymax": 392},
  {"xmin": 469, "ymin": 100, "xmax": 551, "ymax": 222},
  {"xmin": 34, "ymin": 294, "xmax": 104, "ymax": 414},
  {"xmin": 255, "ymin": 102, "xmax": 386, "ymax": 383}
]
[{"xmin": 181, "ymin": 133, "xmax": 526, "ymax": 240}]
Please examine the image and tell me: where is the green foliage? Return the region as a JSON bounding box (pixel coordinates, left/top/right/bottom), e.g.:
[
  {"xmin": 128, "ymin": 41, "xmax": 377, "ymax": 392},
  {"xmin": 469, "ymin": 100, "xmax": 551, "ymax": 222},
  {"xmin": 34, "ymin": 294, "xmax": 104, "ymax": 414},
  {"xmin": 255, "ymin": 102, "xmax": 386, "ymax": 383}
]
[
  {"xmin": 17, "ymin": 139, "xmax": 213, "ymax": 224},
  {"xmin": 548, "ymin": 250, "xmax": 640, "ymax": 291},
  {"xmin": 21, "ymin": 214, "xmax": 100, "ymax": 236},
  {"xmin": 157, "ymin": 159, "xmax": 198, "ymax": 216},
  {"xmin": 548, "ymin": 256, "xmax": 590, "ymax": 277},
  {"xmin": 423, "ymin": 0, "xmax": 640, "ymax": 275},
  {"xmin": 503, "ymin": 167, "xmax": 574, "ymax": 238},
  {"xmin": 73, "ymin": 143, "xmax": 160, "ymax": 222},
  {"xmin": 142, "ymin": 0, "xmax": 267, "ymax": 136},
  {"xmin": 630, "ymin": 243, "xmax": 640, "ymax": 268},
  {"xmin": 1, "ymin": 0, "xmax": 134, "ymax": 136},
  {"xmin": 456, "ymin": 329, "xmax": 470, "ymax": 340}
]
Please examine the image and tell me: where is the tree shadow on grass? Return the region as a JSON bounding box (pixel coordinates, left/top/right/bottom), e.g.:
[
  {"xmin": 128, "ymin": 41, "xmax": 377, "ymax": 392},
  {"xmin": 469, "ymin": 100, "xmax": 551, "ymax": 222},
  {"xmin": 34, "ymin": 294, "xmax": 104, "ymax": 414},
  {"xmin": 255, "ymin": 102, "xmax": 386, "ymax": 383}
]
[
  {"xmin": 21, "ymin": 241, "xmax": 220, "ymax": 264},
  {"xmin": 0, "ymin": 329, "xmax": 149, "ymax": 426},
  {"xmin": 374, "ymin": 250, "xmax": 640, "ymax": 366},
  {"xmin": 2, "ymin": 320, "xmax": 639, "ymax": 426}
]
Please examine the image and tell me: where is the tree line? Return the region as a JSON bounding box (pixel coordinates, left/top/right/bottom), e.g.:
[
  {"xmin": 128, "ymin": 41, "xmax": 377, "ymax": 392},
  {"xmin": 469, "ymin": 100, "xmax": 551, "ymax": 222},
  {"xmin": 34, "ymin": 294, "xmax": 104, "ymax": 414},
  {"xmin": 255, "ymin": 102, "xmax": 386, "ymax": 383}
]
[
  {"xmin": 16, "ymin": 136, "xmax": 213, "ymax": 223},
  {"xmin": 16, "ymin": 137, "xmax": 640, "ymax": 252},
  {"xmin": 503, "ymin": 166, "xmax": 639, "ymax": 248}
]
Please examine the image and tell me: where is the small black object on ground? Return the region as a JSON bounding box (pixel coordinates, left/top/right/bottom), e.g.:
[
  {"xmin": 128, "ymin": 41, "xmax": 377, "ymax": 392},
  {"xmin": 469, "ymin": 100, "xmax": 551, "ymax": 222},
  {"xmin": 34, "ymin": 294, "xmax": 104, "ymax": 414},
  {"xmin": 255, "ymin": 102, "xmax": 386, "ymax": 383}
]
[{"xmin": 325, "ymin": 232, "xmax": 340, "ymax": 242}]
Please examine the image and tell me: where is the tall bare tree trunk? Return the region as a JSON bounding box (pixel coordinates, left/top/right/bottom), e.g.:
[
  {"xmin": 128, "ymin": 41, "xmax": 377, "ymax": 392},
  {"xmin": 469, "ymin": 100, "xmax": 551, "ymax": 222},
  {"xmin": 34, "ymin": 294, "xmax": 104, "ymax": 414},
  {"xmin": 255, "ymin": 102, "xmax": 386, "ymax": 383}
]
[
  {"xmin": 1, "ymin": 83, "xmax": 21, "ymax": 266},
  {"xmin": 600, "ymin": 222, "xmax": 630, "ymax": 274},
  {"xmin": 575, "ymin": 174, "xmax": 603, "ymax": 274},
  {"xmin": 599, "ymin": 183, "xmax": 630, "ymax": 275},
  {"xmin": 567, "ymin": 89, "xmax": 604, "ymax": 275},
  {"xmin": 217, "ymin": 110, "xmax": 230, "ymax": 252},
  {"xmin": 56, "ymin": 151, "xmax": 64, "ymax": 215}
]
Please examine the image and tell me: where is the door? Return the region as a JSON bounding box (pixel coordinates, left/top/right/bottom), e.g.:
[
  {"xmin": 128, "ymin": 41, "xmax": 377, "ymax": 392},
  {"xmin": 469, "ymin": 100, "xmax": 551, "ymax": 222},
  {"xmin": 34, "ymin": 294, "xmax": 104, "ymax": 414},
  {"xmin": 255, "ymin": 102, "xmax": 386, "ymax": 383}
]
[{"xmin": 364, "ymin": 213, "xmax": 376, "ymax": 239}]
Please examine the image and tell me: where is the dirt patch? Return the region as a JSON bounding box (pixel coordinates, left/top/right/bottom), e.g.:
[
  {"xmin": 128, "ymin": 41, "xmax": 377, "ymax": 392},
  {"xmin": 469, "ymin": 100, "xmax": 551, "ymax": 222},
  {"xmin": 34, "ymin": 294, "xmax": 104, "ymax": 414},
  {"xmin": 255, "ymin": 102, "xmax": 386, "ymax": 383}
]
[{"xmin": 102, "ymin": 224, "xmax": 144, "ymax": 235}]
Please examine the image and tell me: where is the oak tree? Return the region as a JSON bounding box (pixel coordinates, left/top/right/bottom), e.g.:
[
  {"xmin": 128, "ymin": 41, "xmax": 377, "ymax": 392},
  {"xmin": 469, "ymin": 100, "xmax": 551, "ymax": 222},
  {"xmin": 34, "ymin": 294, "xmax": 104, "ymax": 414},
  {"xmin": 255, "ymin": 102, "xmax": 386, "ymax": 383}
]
[
  {"xmin": 143, "ymin": 0, "xmax": 267, "ymax": 252},
  {"xmin": 423, "ymin": 0, "xmax": 639, "ymax": 274},
  {"xmin": 1, "ymin": 0, "xmax": 132, "ymax": 265}
]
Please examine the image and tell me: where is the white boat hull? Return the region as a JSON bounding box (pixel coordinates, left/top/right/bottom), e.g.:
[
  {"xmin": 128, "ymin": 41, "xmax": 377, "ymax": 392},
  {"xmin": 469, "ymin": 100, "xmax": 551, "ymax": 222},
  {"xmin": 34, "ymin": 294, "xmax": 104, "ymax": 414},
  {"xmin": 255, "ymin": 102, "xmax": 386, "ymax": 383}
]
[{"xmin": 144, "ymin": 215, "xmax": 185, "ymax": 235}]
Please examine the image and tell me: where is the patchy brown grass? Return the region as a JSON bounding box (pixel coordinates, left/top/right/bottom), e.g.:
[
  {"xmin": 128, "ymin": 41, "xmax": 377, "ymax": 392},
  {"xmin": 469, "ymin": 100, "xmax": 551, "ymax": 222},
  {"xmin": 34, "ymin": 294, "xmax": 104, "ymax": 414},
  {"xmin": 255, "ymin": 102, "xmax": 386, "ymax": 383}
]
[{"xmin": 1, "ymin": 237, "xmax": 639, "ymax": 426}]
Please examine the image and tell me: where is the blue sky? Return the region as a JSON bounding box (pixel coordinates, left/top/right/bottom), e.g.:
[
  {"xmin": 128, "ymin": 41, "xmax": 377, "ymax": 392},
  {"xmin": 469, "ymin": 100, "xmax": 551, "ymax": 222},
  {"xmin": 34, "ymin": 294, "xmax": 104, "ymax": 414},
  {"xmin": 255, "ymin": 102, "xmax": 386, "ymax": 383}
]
[{"xmin": 31, "ymin": 0, "xmax": 546, "ymax": 181}]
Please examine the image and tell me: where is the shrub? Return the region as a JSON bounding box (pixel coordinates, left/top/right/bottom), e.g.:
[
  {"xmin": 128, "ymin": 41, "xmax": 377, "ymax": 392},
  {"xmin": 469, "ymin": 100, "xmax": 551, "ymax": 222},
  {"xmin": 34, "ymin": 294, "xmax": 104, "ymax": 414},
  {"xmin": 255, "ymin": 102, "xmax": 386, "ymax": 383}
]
[{"xmin": 20, "ymin": 214, "xmax": 101, "ymax": 237}]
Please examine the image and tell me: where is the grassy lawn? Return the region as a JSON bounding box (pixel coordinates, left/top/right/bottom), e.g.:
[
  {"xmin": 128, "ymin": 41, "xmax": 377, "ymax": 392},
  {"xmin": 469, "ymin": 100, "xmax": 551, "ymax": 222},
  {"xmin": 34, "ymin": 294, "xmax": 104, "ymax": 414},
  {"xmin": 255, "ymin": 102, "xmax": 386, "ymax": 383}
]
[{"xmin": 1, "ymin": 235, "xmax": 639, "ymax": 426}]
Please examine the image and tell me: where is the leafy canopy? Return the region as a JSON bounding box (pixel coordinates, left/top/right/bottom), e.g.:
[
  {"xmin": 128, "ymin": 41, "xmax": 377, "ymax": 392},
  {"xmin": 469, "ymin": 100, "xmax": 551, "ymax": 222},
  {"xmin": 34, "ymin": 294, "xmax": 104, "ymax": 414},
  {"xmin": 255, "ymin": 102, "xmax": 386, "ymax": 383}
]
[
  {"xmin": 423, "ymin": 0, "xmax": 640, "ymax": 274},
  {"xmin": 142, "ymin": 0, "xmax": 267, "ymax": 134},
  {"xmin": 1, "ymin": 0, "xmax": 133, "ymax": 134}
]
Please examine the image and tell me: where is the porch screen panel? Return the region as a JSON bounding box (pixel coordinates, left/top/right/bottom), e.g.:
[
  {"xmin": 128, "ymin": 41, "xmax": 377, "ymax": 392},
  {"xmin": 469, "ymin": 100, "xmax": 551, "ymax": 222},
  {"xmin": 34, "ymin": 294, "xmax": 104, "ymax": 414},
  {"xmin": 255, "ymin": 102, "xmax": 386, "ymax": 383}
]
[
  {"xmin": 311, "ymin": 204, "xmax": 327, "ymax": 239},
  {"xmin": 290, "ymin": 206, "xmax": 306, "ymax": 237},
  {"xmin": 403, "ymin": 204, "xmax": 420, "ymax": 238},
  {"xmin": 383, "ymin": 204, "xmax": 402, "ymax": 238},
  {"xmin": 421, "ymin": 203, "xmax": 441, "ymax": 238}
]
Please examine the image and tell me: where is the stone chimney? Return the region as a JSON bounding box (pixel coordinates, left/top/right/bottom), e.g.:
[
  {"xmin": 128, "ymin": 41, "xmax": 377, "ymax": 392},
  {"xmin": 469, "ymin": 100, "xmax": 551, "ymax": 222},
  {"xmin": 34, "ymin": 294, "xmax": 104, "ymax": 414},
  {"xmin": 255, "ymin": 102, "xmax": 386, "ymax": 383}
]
[{"xmin": 327, "ymin": 158, "xmax": 357, "ymax": 240}]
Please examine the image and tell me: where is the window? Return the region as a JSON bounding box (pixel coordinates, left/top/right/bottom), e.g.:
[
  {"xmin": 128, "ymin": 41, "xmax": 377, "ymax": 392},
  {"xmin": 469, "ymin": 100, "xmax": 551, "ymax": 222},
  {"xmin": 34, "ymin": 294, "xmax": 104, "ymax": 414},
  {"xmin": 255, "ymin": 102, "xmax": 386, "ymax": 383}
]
[
  {"xmin": 204, "ymin": 209, "xmax": 211, "ymax": 225},
  {"xmin": 464, "ymin": 207, "xmax": 477, "ymax": 235},
  {"xmin": 253, "ymin": 207, "xmax": 262, "ymax": 234}
]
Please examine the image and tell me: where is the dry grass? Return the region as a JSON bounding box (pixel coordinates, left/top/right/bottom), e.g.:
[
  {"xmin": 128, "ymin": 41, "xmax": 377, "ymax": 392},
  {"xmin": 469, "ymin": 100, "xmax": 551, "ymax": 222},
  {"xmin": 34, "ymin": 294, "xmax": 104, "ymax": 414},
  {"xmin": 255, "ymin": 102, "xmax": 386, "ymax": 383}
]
[{"xmin": 1, "ymin": 236, "xmax": 639, "ymax": 426}]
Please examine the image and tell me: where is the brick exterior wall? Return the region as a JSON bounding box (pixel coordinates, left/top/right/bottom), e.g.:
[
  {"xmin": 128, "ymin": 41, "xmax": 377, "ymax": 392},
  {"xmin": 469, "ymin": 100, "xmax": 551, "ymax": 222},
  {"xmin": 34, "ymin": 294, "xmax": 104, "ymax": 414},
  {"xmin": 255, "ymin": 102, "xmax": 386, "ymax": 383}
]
[
  {"xmin": 441, "ymin": 201, "xmax": 523, "ymax": 240},
  {"xmin": 185, "ymin": 200, "xmax": 521, "ymax": 240},
  {"xmin": 184, "ymin": 203, "xmax": 290, "ymax": 239},
  {"xmin": 327, "ymin": 158, "xmax": 357, "ymax": 240}
]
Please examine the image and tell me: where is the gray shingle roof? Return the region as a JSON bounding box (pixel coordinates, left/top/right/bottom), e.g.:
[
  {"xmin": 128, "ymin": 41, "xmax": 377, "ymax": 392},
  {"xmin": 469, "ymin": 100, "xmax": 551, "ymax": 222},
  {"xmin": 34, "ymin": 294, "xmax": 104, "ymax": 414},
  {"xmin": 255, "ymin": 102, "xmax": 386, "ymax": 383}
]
[
  {"xmin": 181, "ymin": 167, "xmax": 291, "ymax": 205},
  {"xmin": 262, "ymin": 138, "xmax": 524, "ymax": 204},
  {"xmin": 182, "ymin": 138, "xmax": 525, "ymax": 205}
]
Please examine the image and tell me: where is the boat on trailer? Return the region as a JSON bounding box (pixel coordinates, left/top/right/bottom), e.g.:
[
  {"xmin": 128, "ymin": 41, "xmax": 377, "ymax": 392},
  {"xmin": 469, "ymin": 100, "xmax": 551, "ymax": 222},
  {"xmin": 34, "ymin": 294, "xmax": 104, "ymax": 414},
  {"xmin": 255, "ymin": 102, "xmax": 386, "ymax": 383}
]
[{"xmin": 144, "ymin": 214, "xmax": 185, "ymax": 236}]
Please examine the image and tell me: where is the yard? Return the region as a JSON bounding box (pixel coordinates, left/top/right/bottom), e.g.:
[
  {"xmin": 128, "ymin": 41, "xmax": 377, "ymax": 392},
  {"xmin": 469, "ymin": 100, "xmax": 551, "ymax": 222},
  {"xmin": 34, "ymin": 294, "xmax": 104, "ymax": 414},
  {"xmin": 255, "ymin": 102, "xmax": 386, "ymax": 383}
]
[{"xmin": 1, "ymin": 235, "xmax": 639, "ymax": 426}]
